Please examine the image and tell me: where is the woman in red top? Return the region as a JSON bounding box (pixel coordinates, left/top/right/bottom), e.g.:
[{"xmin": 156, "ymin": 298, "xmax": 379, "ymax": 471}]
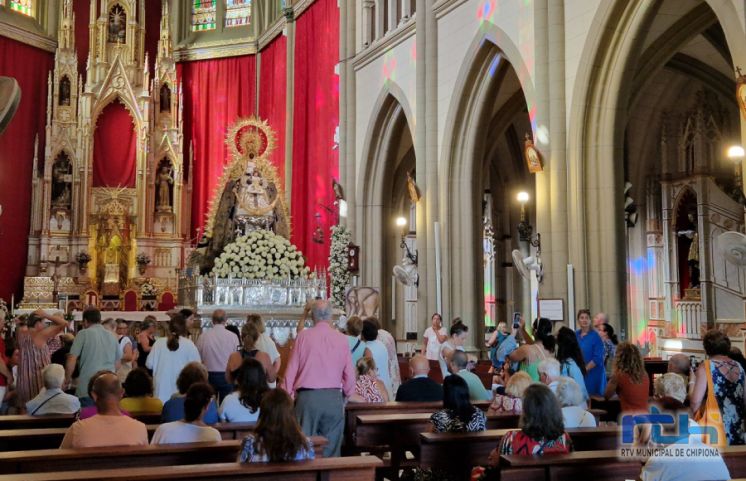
[
  {"xmin": 479, "ymin": 383, "xmax": 572, "ymax": 479},
  {"xmin": 604, "ymin": 342, "xmax": 649, "ymax": 413}
]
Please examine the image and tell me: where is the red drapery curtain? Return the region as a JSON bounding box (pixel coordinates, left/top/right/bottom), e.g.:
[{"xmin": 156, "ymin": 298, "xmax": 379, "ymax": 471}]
[
  {"xmin": 0, "ymin": 37, "xmax": 54, "ymax": 300},
  {"xmin": 143, "ymin": 0, "xmax": 163, "ymax": 73},
  {"xmin": 178, "ymin": 55, "xmax": 256, "ymax": 239},
  {"xmin": 73, "ymin": 0, "xmax": 89, "ymax": 78},
  {"xmin": 258, "ymin": 35, "xmax": 287, "ymax": 182},
  {"xmin": 291, "ymin": 0, "xmax": 340, "ymax": 271},
  {"xmin": 92, "ymin": 100, "xmax": 137, "ymax": 188}
]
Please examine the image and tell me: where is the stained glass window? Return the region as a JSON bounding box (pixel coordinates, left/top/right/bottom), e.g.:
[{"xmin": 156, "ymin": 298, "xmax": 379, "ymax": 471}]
[
  {"xmin": 9, "ymin": 0, "xmax": 34, "ymax": 17},
  {"xmin": 192, "ymin": 0, "xmax": 217, "ymax": 31},
  {"xmin": 225, "ymin": 0, "xmax": 251, "ymax": 28}
]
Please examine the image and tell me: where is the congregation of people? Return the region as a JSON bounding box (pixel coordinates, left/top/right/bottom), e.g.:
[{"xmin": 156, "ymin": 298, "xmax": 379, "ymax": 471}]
[{"xmin": 0, "ymin": 302, "xmax": 744, "ymax": 481}]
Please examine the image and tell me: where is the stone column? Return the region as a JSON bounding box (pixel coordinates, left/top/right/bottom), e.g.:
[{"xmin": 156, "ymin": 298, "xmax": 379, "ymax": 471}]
[
  {"xmin": 388, "ymin": 0, "xmax": 398, "ymax": 31},
  {"xmin": 362, "ymin": 0, "xmax": 374, "ymax": 46},
  {"xmin": 547, "ymin": 0, "xmax": 569, "ymax": 306},
  {"xmin": 340, "ymin": 0, "xmax": 357, "ymax": 238},
  {"xmin": 415, "ymin": 0, "xmax": 430, "ymax": 337},
  {"xmin": 375, "ymin": 0, "xmax": 385, "ymax": 41},
  {"xmin": 401, "ymin": 0, "xmax": 411, "ymax": 20},
  {"xmin": 410, "ymin": 0, "xmax": 440, "ymax": 344},
  {"xmin": 284, "ymin": 9, "xmax": 295, "ymax": 206},
  {"xmin": 424, "ymin": 0, "xmax": 439, "ymax": 330}
]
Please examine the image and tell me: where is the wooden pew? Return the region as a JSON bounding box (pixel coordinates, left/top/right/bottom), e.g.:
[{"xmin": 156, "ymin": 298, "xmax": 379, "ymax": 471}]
[
  {"xmin": 0, "ymin": 437, "xmax": 329, "ymax": 474},
  {"xmin": 343, "ymin": 400, "xmax": 492, "ymax": 454},
  {"xmin": 721, "ymin": 445, "xmax": 746, "ymax": 478},
  {"xmin": 500, "ymin": 450, "xmax": 642, "ymax": 481},
  {"xmin": 352, "ymin": 412, "xmax": 519, "ymax": 478},
  {"xmin": 419, "ymin": 426, "xmax": 620, "ymax": 479},
  {"xmin": 0, "ymin": 413, "xmax": 162, "ymax": 430},
  {"xmin": 0, "ymin": 456, "xmax": 383, "ymax": 481},
  {"xmin": 0, "ymin": 422, "xmax": 258, "ymax": 451},
  {"xmin": 498, "ymin": 445, "xmax": 746, "ymax": 481}
]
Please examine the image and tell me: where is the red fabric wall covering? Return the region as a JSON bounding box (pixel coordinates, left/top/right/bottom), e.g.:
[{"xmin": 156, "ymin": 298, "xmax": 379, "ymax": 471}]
[
  {"xmin": 258, "ymin": 35, "xmax": 287, "ymax": 184},
  {"xmin": 143, "ymin": 0, "xmax": 162, "ymax": 73},
  {"xmin": 92, "ymin": 100, "xmax": 137, "ymax": 188},
  {"xmin": 0, "ymin": 36, "xmax": 54, "ymax": 300},
  {"xmin": 73, "ymin": 0, "xmax": 89, "ymax": 78},
  {"xmin": 291, "ymin": 0, "xmax": 340, "ymax": 271},
  {"xmin": 177, "ymin": 55, "xmax": 257, "ymax": 238}
]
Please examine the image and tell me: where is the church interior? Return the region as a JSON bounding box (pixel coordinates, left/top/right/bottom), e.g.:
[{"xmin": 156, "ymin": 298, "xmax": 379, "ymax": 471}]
[{"xmin": 1, "ymin": 0, "xmax": 746, "ymax": 477}]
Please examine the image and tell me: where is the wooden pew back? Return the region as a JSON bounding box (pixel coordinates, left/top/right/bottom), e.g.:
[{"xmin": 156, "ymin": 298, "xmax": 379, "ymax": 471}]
[
  {"xmin": 0, "ymin": 437, "xmax": 329, "ymax": 474},
  {"xmin": 419, "ymin": 426, "xmax": 620, "ymax": 479},
  {"xmin": 0, "ymin": 422, "xmax": 258, "ymax": 451},
  {"xmin": 342, "ymin": 400, "xmax": 491, "ymax": 454},
  {"xmin": 0, "ymin": 413, "xmax": 162, "ymax": 430},
  {"xmin": 0, "ymin": 456, "xmax": 383, "ymax": 481},
  {"xmin": 353, "ymin": 412, "xmax": 519, "ymax": 449},
  {"xmin": 498, "ymin": 445, "xmax": 746, "ymax": 481}
]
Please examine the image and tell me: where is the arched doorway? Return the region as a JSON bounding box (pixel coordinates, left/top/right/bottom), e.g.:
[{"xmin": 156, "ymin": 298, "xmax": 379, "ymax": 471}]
[
  {"xmin": 358, "ymin": 86, "xmax": 417, "ymax": 343},
  {"xmin": 569, "ymin": 0, "xmax": 745, "ymax": 352},
  {"xmin": 442, "ymin": 38, "xmax": 535, "ymax": 349}
]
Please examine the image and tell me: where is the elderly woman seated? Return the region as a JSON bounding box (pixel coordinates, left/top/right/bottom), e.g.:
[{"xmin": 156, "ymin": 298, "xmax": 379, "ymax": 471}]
[
  {"xmin": 478, "ymin": 383, "xmax": 573, "ymax": 479},
  {"xmin": 26, "ymin": 364, "xmax": 80, "ymax": 415},
  {"xmin": 554, "ymin": 377, "xmax": 596, "ymax": 428},
  {"xmin": 349, "ymin": 357, "xmax": 389, "ymax": 403},
  {"xmin": 639, "ymin": 372, "xmax": 731, "ymax": 481},
  {"xmin": 487, "ymin": 371, "xmax": 532, "ymax": 415}
]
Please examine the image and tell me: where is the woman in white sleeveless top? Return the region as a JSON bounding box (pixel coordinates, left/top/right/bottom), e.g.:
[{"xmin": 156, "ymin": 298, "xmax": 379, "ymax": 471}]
[
  {"xmin": 362, "ymin": 320, "xmax": 391, "ymax": 395},
  {"xmin": 438, "ymin": 321, "xmax": 469, "ymax": 379}
]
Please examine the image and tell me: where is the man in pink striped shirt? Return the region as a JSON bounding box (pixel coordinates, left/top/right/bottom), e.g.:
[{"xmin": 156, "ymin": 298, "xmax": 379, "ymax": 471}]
[{"xmin": 282, "ymin": 299, "xmax": 354, "ymax": 457}]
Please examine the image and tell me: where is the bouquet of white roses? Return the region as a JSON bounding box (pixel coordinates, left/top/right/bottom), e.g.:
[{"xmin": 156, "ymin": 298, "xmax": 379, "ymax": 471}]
[
  {"xmin": 329, "ymin": 224, "xmax": 352, "ymax": 308},
  {"xmin": 141, "ymin": 281, "xmax": 158, "ymax": 297},
  {"xmin": 211, "ymin": 230, "xmax": 309, "ymax": 280}
]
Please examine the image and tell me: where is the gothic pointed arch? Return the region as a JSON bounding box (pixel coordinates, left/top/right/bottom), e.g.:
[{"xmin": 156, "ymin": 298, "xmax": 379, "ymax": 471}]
[
  {"xmin": 357, "ymin": 82, "xmax": 415, "ymax": 320},
  {"xmin": 438, "ymin": 30, "xmax": 533, "ymax": 329},
  {"xmin": 565, "ymin": 0, "xmax": 746, "ymax": 328}
]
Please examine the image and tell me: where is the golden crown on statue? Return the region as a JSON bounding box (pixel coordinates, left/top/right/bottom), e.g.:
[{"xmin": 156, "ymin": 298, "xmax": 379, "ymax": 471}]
[{"xmin": 202, "ymin": 116, "xmax": 289, "ymax": 239}]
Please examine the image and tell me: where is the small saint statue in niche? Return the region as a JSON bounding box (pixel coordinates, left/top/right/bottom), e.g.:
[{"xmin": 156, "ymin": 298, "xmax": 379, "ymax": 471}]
[
  {"xmin": 108, "ymin": 5, "xmax": 127, "ymax": 44},
  {"xmin": 59, "ymin": 76, "xmax": 71, "ymax": 106},
  {"xmin": 160, "ymin": 85, "xmax": 171, "ymax": 113},
  {"xmin": 51, "ymin": 154, "xmax": 72, "ymax": 208},
  {"xmin": 677, "ymin": 211, "xmax": 700, "ymax": 289},
  {"xmin": 156, "ymin": 163, "xmax": 174, "ymax": 212}
]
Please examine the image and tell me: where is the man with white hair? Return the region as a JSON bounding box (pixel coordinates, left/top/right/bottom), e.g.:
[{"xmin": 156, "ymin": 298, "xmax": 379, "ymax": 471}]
[
  {"xmin": 537, "ymin": 358, "xmax": 561, "ymax": 393},
  {"xmin": 282, "ymin": 299, "xmax": 355, "ymax": 457},
  {"xmin": 26, "ymin": 364, "xmax": 81, "ymax": 415},
  {"xmin": 653, "ymin": 372, "xmax": 687, "ymax": 410}
]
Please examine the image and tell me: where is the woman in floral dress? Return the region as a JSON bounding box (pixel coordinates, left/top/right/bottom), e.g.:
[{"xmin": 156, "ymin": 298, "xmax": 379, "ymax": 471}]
[{"xmin": 691, "ymin": 330, "xmax": 746, "ymax": 445}]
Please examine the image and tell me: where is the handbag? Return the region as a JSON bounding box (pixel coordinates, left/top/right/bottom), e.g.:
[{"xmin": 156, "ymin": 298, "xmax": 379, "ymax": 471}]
[{"xmin": 692, "ymin": 360, "xmax": 727, "ymax": 447}]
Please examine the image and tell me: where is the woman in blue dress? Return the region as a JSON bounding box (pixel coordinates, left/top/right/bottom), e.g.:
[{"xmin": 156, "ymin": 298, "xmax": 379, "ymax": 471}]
[{"xmin": 575, "ymin": 309, "xmax": 606, "ymax": 397}]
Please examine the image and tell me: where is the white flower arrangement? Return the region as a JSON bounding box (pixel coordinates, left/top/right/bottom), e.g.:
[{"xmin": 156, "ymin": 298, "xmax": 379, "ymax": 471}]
[
  {"xmin": 329, "ymin": 224, "xmax": 352, "ymax": 308},
  {"xmin": 211, "ymin": 230, "xmax": 310, "ymax": 279},
  {"xmin": 141, "ymin": 281, "xmax": 158, "ymax": 298}
]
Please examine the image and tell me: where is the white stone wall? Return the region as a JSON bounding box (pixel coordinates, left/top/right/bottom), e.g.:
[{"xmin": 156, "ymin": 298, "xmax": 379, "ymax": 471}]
[
  {"xmin": 353, "ymin": 33, "xmax": 417, "ymax": 187},
  {"xmin": 435, "ymin": 0, "xmax": 536, "ymax": 162}
]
